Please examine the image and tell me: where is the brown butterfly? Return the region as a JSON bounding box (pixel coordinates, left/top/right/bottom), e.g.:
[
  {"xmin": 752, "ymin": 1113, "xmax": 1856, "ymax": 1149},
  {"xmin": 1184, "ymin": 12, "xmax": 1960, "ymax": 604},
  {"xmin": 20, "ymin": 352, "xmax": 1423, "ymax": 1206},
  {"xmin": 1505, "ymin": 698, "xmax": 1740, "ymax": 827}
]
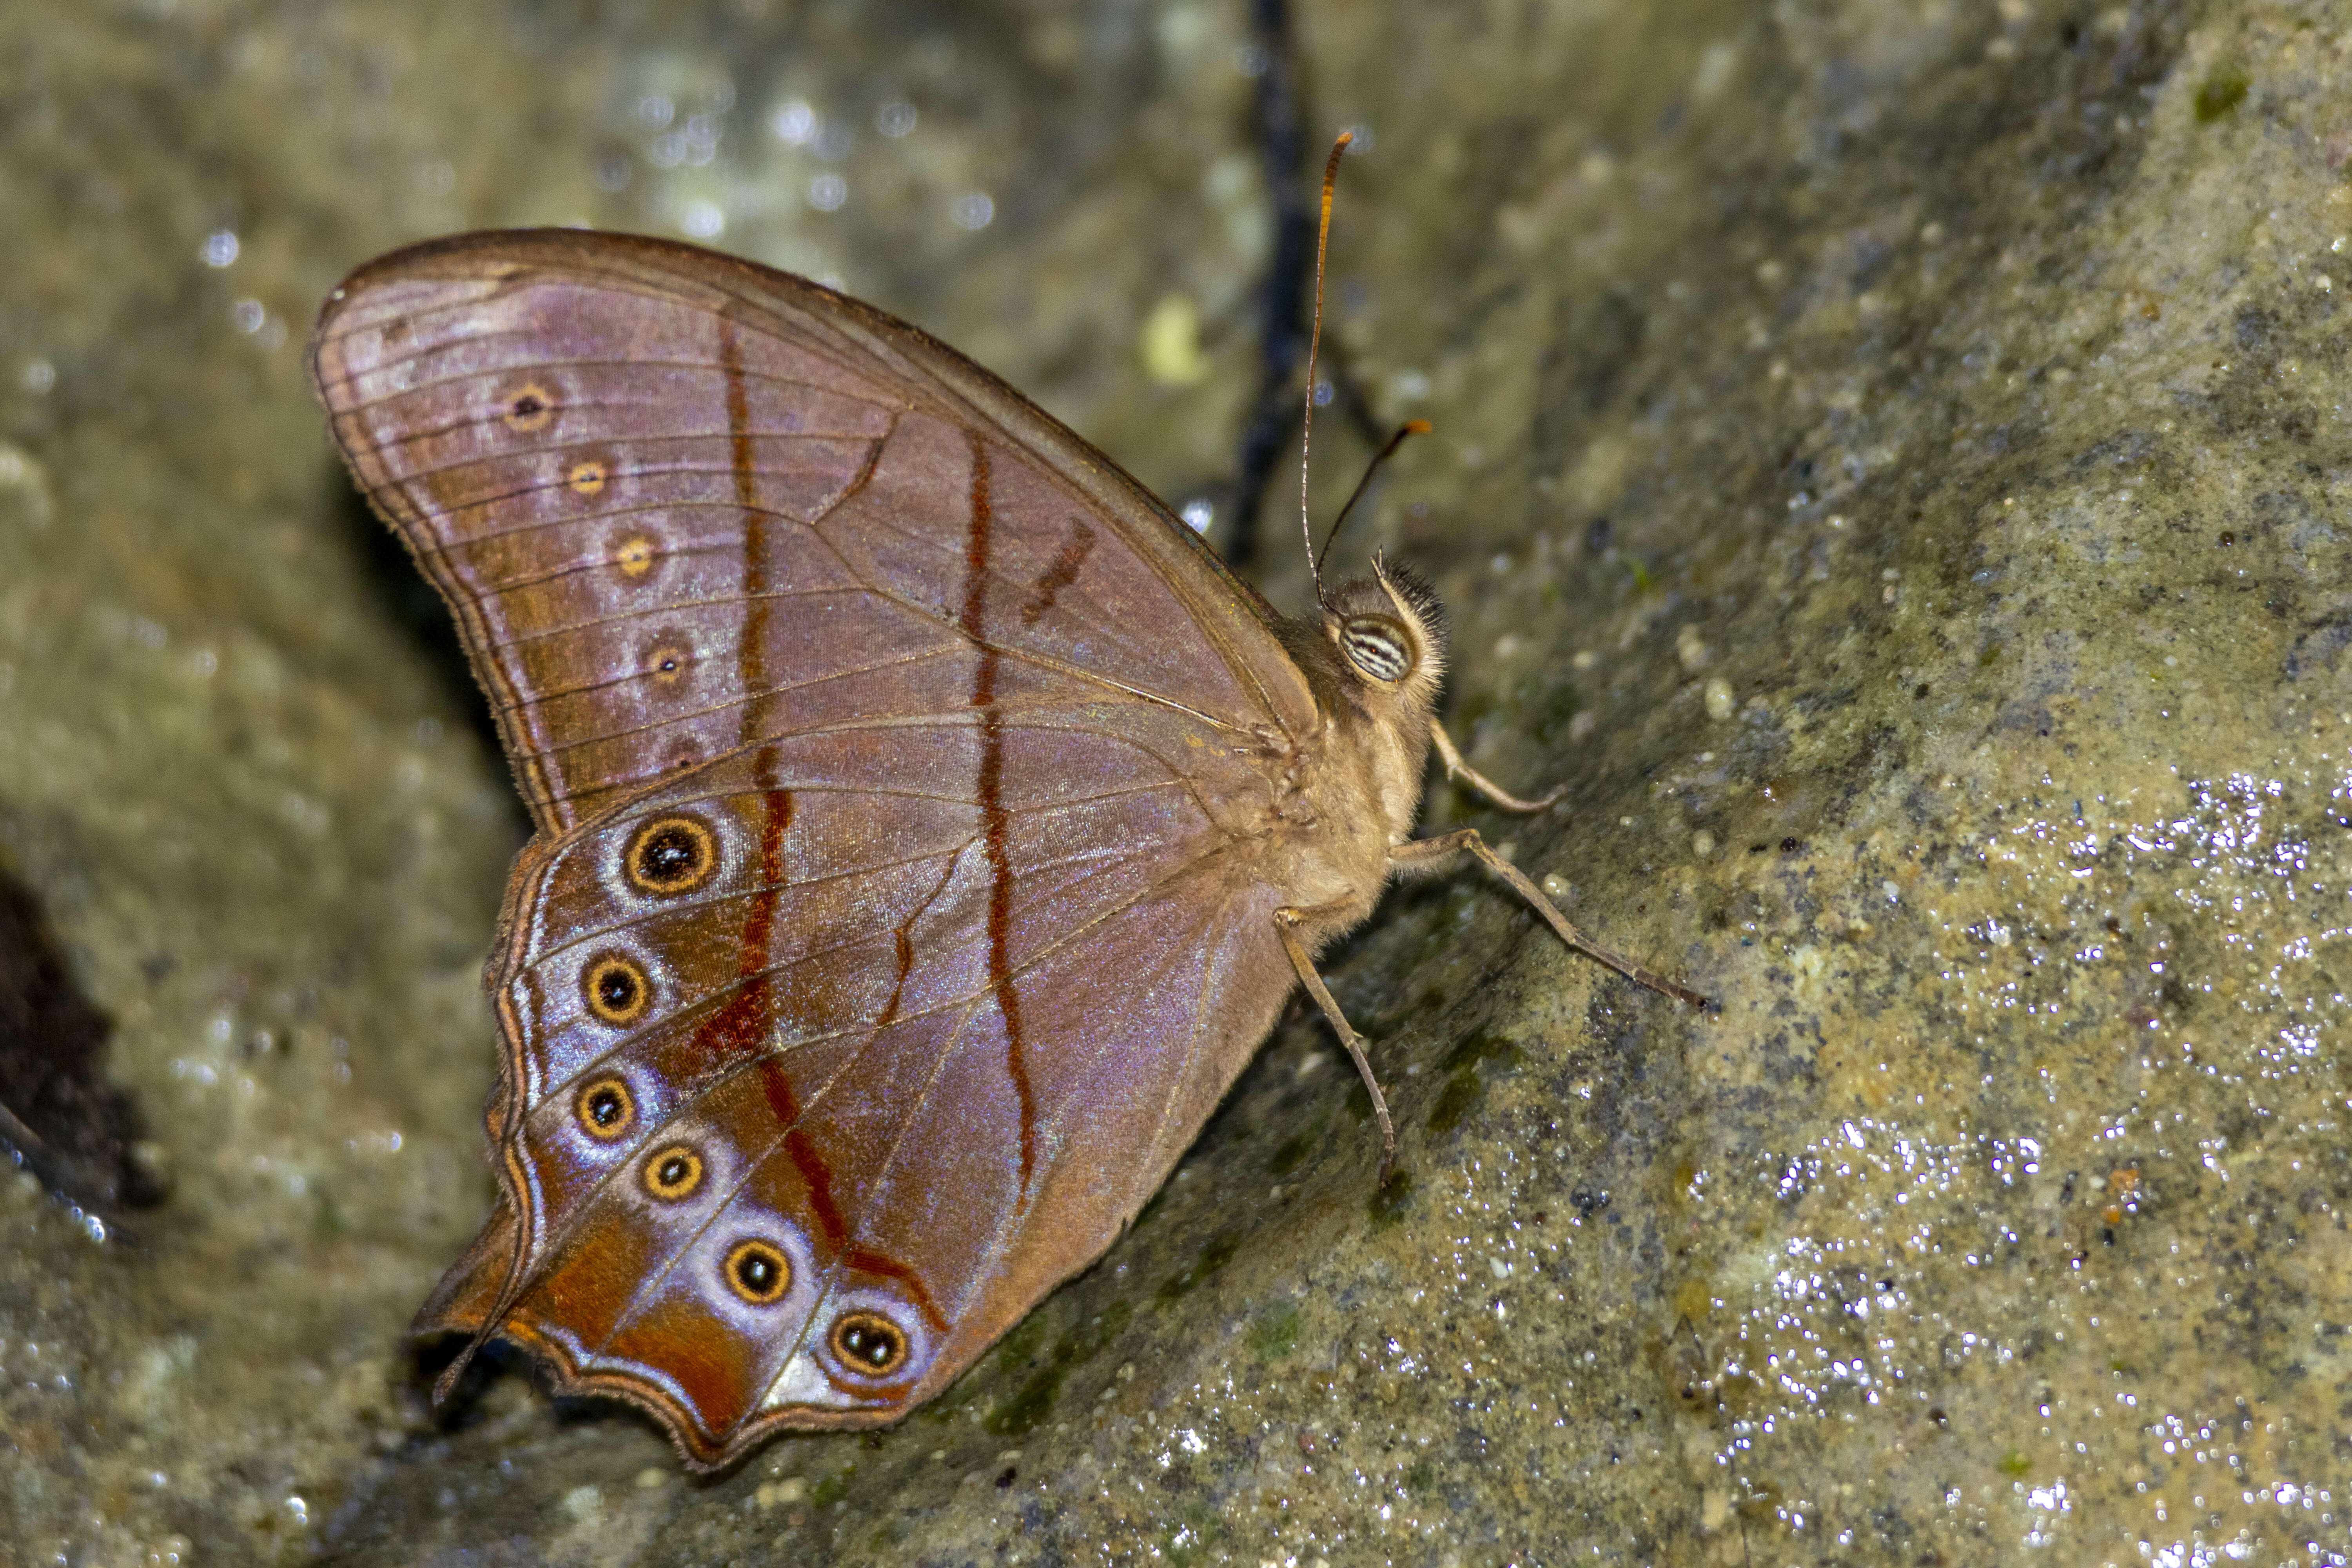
[{"xmin": 310, "ymin": 158, "xmax": 1700, "ymax": 1471}]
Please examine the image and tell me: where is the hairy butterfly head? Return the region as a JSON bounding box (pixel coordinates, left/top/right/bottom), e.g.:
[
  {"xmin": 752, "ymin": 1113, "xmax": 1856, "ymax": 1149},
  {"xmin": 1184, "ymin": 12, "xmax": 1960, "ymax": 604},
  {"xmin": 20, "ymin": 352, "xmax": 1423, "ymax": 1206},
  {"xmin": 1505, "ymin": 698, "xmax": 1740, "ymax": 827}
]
[{"xmin": 1323, "ymin": 555, "xmax": 1447, "ymax": 717}]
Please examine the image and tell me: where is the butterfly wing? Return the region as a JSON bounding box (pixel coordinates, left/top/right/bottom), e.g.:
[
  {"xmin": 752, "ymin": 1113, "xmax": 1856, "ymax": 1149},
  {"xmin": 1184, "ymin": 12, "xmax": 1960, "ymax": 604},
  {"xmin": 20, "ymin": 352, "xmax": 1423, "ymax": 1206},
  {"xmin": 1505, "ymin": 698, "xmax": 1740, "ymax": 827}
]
[
  {"xmin": 417, "ymin": 716, "xmax": 1299, "ymax": 1464},
  {"xmin": 312, "ymin": 229, "xmax": 1314, "ymax": 834},
  {"xmin": 312, "ymin": 232, "xmax": 1323, "ymax": 1463}
]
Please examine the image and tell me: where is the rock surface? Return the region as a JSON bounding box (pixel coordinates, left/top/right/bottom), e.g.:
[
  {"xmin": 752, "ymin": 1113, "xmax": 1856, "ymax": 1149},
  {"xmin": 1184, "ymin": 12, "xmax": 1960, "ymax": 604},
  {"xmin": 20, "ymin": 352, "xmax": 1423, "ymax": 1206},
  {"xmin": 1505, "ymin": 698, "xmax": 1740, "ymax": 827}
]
[{"xmin": 1, "ymin": 0, "xmax": 2345, "ymax": 1563}]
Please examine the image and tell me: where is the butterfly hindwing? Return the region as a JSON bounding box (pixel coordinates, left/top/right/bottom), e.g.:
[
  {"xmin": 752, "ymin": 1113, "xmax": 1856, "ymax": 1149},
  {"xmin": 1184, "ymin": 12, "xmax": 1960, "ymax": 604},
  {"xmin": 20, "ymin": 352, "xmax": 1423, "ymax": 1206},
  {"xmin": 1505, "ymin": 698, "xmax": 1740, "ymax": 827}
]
[{"xmin": 419, "ymin": 710, "xmax": 1294, "ymax": 1461}]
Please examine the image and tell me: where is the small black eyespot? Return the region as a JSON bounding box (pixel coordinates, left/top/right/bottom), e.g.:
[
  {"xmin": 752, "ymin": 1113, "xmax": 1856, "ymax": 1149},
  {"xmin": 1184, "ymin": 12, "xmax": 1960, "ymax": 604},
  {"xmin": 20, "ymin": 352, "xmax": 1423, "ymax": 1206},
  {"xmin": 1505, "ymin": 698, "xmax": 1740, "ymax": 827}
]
[
  {"xmin": 725, "ymin": 1240, "xmax": 791, "ymax": 1304},
  {"xmin": 644, "ymin": 1144, "xmax": 702, "ymax": 1199},
  {"xmin": 612, "ymin": 535, "xmax": 658, "ymax": 578},
  {"xmin": 502, "ymin": 383, "xmax": 554, "ymax": 433},
  {"xmin": 577, "ymin": 1076, "xmax": 635, "ymax": 1140},
  {"xmin": 831, "ymin": 1310, "xmax": 909, "ymax": 1374},
  {"xmin": 626, "ymin": 816, "xmax": 717, "ymax": 895},
  {"xmin": 1342, "ymin": 617, "xmax": 1412, "ymax": 684},
  {"xmin": 584, "ymin": 954, "xmax": 652, "ymax": 1025}
]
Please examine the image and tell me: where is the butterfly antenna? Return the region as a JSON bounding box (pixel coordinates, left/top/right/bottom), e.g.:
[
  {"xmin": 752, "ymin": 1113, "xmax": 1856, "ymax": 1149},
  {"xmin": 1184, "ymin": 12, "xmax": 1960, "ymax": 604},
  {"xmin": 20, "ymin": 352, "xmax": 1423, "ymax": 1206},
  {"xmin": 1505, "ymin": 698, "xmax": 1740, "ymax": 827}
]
[
  {"xmin": 1298, "ymin": 129, "xmax": 1353, "ymax": 610},
  {"xmin": 1314, "ymin": 418, "xmax": 1432, "ymax": 578}
]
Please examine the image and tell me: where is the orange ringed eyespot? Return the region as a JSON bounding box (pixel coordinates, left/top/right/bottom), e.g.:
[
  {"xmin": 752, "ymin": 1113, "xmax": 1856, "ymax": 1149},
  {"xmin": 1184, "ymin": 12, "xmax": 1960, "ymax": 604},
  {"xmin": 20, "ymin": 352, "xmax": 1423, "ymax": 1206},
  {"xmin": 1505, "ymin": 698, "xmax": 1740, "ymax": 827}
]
[
  {"xmin": 614, "ymin": 535, "xmax": 657, "ymax": 577},
  {"xmin": 583, "ymin": 954, "xmax": 651, "ymax": 1025},
  {"xmin": 830, "ymin": 1310, "xmax": 909, "ymax": 1375},
  {"xmin": 643, "ymin": 1145, "xmax": 702, "ymax": 1199},
  {"xmin": 576, "ymin": 1076, "xmax": 635, "ymax": 1140},
  {"xmin": 625, "ymin": 815, "xmax": 717, "ymax": 895},
  {"xmin": 724, "ymin": 1240, "xmax": 791, "ymax": 1304},
  {"xmin": 645, "ymin": 638, "xmax": 691, "ymax": 685},
  {"xmin": 502, "ymin": 383, "xmax": 554, "ymax": 433}
]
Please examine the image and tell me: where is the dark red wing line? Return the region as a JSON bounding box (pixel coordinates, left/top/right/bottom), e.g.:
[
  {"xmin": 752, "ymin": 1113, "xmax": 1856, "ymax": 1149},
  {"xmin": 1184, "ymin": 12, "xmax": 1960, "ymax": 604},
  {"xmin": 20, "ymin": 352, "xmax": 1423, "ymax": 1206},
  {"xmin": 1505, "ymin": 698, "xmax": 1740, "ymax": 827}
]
[{"xmin": 955, "ymin": 431, "xmax": 1041, "ymax": 1196}]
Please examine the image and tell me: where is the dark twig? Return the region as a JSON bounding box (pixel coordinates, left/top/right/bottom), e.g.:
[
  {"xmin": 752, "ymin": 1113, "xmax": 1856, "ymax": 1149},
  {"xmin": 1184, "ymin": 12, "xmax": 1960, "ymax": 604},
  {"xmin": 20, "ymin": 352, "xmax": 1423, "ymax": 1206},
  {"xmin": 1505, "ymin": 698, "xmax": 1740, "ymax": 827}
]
[
  {"xmin": 1224, "ymin": 0, "xmax": 1398, "ymax": 568},
  {"xmin": 1223, "ymin": 0, "xmax": 1310, "ymax": 568}
]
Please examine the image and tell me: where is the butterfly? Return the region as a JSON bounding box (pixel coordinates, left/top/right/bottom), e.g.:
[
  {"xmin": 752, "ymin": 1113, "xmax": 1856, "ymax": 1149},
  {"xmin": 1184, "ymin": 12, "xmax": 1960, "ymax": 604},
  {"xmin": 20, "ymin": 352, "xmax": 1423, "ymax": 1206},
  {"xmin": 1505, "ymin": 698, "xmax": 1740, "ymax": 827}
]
[{"xmin": 309, "ymin": 150, "xmax": 1700, "ymax": 1470}]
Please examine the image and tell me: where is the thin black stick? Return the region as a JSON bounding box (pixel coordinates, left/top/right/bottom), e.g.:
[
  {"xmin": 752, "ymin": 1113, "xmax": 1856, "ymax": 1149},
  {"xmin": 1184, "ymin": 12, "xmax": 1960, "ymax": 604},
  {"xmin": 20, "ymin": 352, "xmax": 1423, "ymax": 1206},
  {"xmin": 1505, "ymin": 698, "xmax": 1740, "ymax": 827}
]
[{"xmin": 1223, "ymin": 0, "xmax": 1310, "ymax": 568}]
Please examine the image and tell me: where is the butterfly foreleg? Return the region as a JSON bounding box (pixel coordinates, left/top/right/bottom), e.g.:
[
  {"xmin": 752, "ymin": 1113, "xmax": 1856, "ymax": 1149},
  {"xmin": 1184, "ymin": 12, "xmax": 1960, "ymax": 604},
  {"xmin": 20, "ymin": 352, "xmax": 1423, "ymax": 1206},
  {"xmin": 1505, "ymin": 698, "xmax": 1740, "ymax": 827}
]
[
  {"xmin": 1272, "ymin": 905, "xmax": 1399, "ymax": 1170},
  {"xmin": 1429, "ymin": 718, "xmax": 1567, "ymax": 814},
  {"xmin": 1390, "ymin": 829, "xmax": 1711, "ymax": 1010}
]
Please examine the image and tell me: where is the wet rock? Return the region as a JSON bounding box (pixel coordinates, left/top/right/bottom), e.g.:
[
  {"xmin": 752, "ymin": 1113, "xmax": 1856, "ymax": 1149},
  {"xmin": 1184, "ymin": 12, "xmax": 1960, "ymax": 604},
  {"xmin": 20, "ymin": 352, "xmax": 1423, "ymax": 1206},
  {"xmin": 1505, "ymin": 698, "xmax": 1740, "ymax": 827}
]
[{"xmin": 0, "ymin": 1, "xmax": 2342, "ymax": 1564}]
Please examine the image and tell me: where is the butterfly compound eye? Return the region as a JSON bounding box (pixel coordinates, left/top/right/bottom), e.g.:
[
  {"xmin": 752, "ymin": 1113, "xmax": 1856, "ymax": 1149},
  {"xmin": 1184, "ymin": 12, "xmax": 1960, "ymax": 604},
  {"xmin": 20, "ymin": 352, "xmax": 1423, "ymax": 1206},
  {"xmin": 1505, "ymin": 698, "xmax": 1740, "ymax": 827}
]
[
  {"xmin": 725, "ymin": 1240, "xmax": 791, "ymax": 1305},
  {"xmin": 1341, "ymin": 616, "xmax": 1414, "ymax": 684},
  {"xmin": 576, "ymin": 1076, "xmax": 636, "ymax": 1140},
  {"xmin": 831, "ymin": 1310, "xmax": 909, "ymax": 1374},
  {"xmin": 625, "ymin": 815, "xmax": 718, "ymax": 895}
]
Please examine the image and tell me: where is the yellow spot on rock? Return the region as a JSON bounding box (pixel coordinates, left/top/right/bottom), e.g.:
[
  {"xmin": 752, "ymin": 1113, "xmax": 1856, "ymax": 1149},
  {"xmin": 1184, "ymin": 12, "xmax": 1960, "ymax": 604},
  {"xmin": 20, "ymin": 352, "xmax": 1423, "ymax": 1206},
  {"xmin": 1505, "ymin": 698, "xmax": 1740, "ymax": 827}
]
[{"xmin": 1139, "ymin": 293, "xmax": 1209, "ymax": 387}]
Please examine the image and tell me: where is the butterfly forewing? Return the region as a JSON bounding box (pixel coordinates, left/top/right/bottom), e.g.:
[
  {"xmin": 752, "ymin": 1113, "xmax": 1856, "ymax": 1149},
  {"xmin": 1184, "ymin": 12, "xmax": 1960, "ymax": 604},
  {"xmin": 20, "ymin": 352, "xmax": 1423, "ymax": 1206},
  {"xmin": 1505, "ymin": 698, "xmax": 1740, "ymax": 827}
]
[
  {"xmin": 313, "ymin": 232, "xmax": 1312, "ymax": 833},
  {"xmin": 316, "ymin": 232, "xmax": 1327, "ymax": 1465}
]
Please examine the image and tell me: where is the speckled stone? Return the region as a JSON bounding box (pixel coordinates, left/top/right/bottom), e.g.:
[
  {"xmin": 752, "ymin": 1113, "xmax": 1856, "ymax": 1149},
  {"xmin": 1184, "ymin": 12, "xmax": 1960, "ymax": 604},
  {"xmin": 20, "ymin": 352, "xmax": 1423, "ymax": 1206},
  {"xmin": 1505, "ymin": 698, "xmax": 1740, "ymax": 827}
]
[{"xmin": 2, "ymin": 0, "xmax": 2346, "ymax": 1564}]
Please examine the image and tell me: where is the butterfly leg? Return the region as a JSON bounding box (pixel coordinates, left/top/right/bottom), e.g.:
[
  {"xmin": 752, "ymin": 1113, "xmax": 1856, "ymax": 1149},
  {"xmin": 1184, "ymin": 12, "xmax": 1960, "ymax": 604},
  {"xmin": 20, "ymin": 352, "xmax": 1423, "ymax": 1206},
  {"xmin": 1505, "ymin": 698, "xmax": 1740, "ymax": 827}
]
[
  {"xmin": 1272, "ymin": 907, "xmax": 1398, "ymax": 1168},
  {"xmin": 1391, "ymin": 829, "xmax": 1711, "ymax": 1009},
  {"xmin": 1429, "ymin": 719, "xmax": 1568, "ymax": 813}
]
